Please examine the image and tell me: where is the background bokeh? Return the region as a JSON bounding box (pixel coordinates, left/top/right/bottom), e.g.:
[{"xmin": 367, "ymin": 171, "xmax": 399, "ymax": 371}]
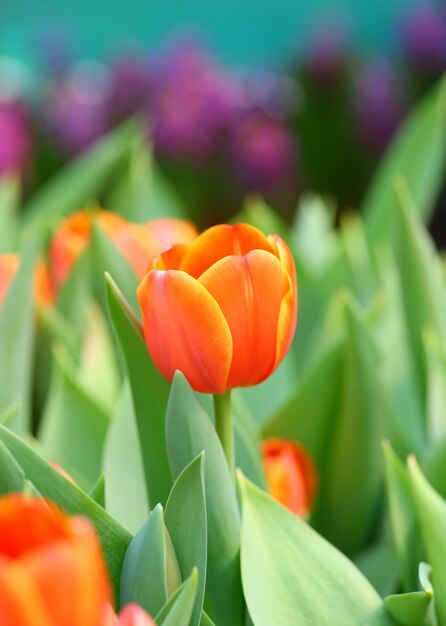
[{"xmin": 0, "ymin": 0, "xmax": 445, "ymax": 239}]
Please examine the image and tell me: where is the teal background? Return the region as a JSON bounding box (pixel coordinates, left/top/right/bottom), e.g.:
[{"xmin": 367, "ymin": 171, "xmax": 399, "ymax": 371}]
[{"xmin": 0, "ymin": 0, "xmax": 434, "ymax": 67}]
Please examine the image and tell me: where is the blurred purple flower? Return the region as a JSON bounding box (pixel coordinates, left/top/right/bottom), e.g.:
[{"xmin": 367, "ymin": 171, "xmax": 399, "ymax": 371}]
[
  {"xmin": 304, "ymin": 27, "xmax": 349, "ymax": 86},
  {"xmin": 45, "ymin": 62, "xmax": 112, "ymax": 155},
  {"xmin": 402, "ymin": 5, "xmax": 446, "ymax": 74},
  {"xmin": 354, "ymin": 62, "xmax": 407, "ymax": 153},
  {"xmin": 148, "ymin": 41, "xmax": 244, "ymax": 161},
  {"xmin": 0, "ymin": 99, "xmax": 32, "ymax": 178},
  {"xmin": 109, "ymin": 53, "xmax": 152, "ymax": 118},
  {"xmin": 227, "ymin": 111, "xmax": 296, "ymax": 193},
  {"xmin": 236, "ymin": 70, "xmax": 298, "ymax": 117}
]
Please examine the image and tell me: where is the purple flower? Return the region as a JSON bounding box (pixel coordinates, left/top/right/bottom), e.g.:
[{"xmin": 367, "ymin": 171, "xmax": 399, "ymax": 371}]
[
  {"xmin": 227, "ymin": 111, "xmax": 296, "ymax": 193},
  {"xmin": 304, "ymin": 26, "xmax": 349, "ymax": 86},
  {"xmin": 402, "ymin": 5, "xmax": 446, "ymax": 74},
  {"xmin": 354, "ymin": 61, "xmax": 407, "ymax": 153},
  {"xmin": 147, "ymin": 41, "xmax": 244, "ymax": 161},
  {"xmin": 45, "ymin": 62, "xmax": 112, "ymax": 155},
  {"xmin": 0, "ymin": 99, "xmax": 32, "ymax": 178},
  {"xmin": 109, "ymin": 53, "xmax": 152, "ymax": 118}
]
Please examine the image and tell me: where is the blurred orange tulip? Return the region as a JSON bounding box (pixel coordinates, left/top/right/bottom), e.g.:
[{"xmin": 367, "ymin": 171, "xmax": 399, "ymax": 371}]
[
  {"xmin": 262, "ymin": 438, "xmax": 318, "ymax": 516},
  {"xmin": 0, "ymin": 494, "xmax": 111, "ymax": 626},
  {"xmin": 106, "ymin": 603, "xmax": 156, "ymax": 626},
  {"xmin": 137, "ymin": 223, "xmax": 297, "ymax": 393},
  {"xmin": 35, "ymin": 210, "xmax": 197, "ymax": 305},
  {"xmin": 0, "ymin": 254, "xmax": 19, "ymax": 309}
]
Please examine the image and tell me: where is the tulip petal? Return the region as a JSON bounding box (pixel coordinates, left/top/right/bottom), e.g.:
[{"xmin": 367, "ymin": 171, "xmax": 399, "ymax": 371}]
[
  {"xmin": 143, "ymin": 218, "xmax": 198, "ymax": 253},
  {"xmin": 267, "ymin": 234, "xmax": 297, "ymax": 292},
  {"xmin": 0, "ymin": 254, "xmax": 19, "ymax": 309},
  {"xmin": 149, "ymin": 243, "xmax": 190, "ymax": 272},
  {"xmin": 117, "ymin": 603, "xmax": 156, "ymax": 626},
  {"xmin": 21, "ymin": 518, "xmax": 110, "ymax": 626},
  {"xmin": 199, "ymin": 250, "xmax": 289, "ymax": 388},
  {"xmin": 137, "ymin": 270, "xmax": 232, "ymax": 393},
  {"xmin": 50, "ymin": 210, "xmax": 91, "ymax": 290},
  {"xmin": 267, "ymin": 235, "xmax": 298, "ymax": 367},
  {"xmin": 0, "ymin": 563, "xmax": 53, "ymax": 626},
  {"xmin": 180, "ymin": 223, "xmax": 275, "ymax": 278}
]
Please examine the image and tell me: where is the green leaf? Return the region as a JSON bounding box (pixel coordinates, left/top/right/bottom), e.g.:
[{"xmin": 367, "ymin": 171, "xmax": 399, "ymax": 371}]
[
  {"xmin": 105, "ymin": 273, "xmax": 172, "ymax": 507},
  {"xmin": 392, "ymin": 179, "xmax": 445, "ymax": 395},
  {"xmin": 0, "ymin": 424, "xmax": 131, "ymax": 598},
  {"xmin": 164, "ymin": 454, "xmax": 207, "ymax": 626},
  {"xmin": 238, "ymin": 474, "xmax": 392, "ymax": 626},
  {"xmin": 199, "ymin": 612, "xmax": 216, "ymax": 626},
  {"xmin": 120, "ymin": 504, "xmax": 168, "ymax": 615},
  {"xmin": 385, "ymin": 591, "xmax": 433, "ymax": 626},
  {"xmin": 0, "ymin": 251, "xmax": 35, "ymax": 434},
  {"xmin": 88, "ymin": 473, "xmax": 105, "ymax": 508},
  {"xmin": 235, "ymin": 351, "xmax": 298, "ymax": 427},
  {"xmin": 106, "ymin": 137, "xmax": 185, "ymax": 221},
  {"xmin": 355, "ymin": 539, "xmax": 399, "ymax": 598},
  {"xmin": 0, "ymin": 177, "xmax": 19, "ymax": 252},
  {"xmin": 233, "ymin": 397, "xmax": 266, "ymax": 489},
  {"xmin": 340, "ymin": 214, "xmax": 377, "ymax": 305},
  {"xmin": 77, "ymin": 303, "xmax": 121, "ymax": 414},
  {"xmin": 235, "ymin": 195, "xmax": 289, "ymax": 243},
  {"xmin": 313, "ymin": 298, "xmax": 385, "ymax": 554},
  {"xmin": 408, "ymin": 457, "xmax": 446, "ymax": 624},
  {"xmin": 383, "ymin": 443, "xmax": 421, "ymax": 592},
  {"xmin": 423, "ymin": 435, "xmax": 446, "ymax": 502},
  {"xmin": 374, "ymin": 248, "xmax": 425, "ymax": 457},
  {"xmin": 292, "ymin": 193, "xmax": 338, "ymax": 273},
  {"xmin": 90, "ymin": 223, "xmax": 139, "ymax": 312},
  {"xmin": 263, "ymin": 336, "xmax": 344, "ymax": 466},
  {"xmin": 423, "ymin": 329, "xmax": 446, "ymax": 443},
  {"xmin": 0, "ymin": 402, "xmax": 19, "ymax": 428},
  {"xmin": 21, "ymin": 119, "xmax": 140, "ymax": 244},
  {"xmin": 56, "ymin": 249, "xmax": 91, "ymax": 356},
  {"xmin": 364, "ymin": 77, "xmax": 446, "ymax": 240},
  {"xmin": 102, "ymin": 382, "xmax": 149, "ymax": 535},
  {"xmin": 156, "ymin": 569, "xmax": 199, "ymax": 626},
  {"xmin": 166, "ymin": 373, "xmax": 243, "ymax": 626},
  {"xmin": 38, "ymin": 345, "xmax": 110, "ymax": 487},
  {"xmin": 0, "ymin": 439, "xmax": 26, "ymax": 493}
]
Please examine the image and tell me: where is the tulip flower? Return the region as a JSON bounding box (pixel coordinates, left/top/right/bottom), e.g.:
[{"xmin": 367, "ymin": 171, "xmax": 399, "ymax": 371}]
[
  {"xmin": 36, "ymin": 209, "xmax": 197, "ymax": 304},
  {"xmin": 105, "ymin": 603, "xmax": 156, "ymax": 626},
  {"xmin": 0, "ymin": 253, "xmax": 19, "ymax": 309},
  {"xmin": 137, "ymin": 223, "xmax": 297, "ymax": 394},
  {"xmin": 262, "ymin": 438, "xmax": 318, "ymax": 516},
  {"xmin": 137, "ymin": 223, "xmax": 297, "ymax": 473},
  {"xmin": 0, "ymin": 493, "xmax": 111, "ymax": 626}
]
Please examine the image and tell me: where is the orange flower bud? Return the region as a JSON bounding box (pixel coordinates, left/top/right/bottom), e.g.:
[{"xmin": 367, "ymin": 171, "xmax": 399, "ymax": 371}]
[
  {"xmin": 0, "ymin": 254, "xmax": 19, "ymax": 309},
  {"xmin": 137, "ymin": 223, "xmax": 297, "ymax": 394},
  {"xmin": 262, "ymin": 438, "xmax": 318, "ymax": 516},
  {"xmin": 0, "ymin": 494, "xmax": 111, "ymax": 626},
  {"xmin": 99, "ymin": 215, "xmax": 197, "ymax": 279},
  {"xmin": 38, "ymin": 210, "xmax": 198, "ymax": 303},
  {"xmin": 50, "ymin": 210, "xmax": 92, "ymax": 292},
  {"xmin": 34, "ymin": 259, "xmax": 56, "ymax": 307}
]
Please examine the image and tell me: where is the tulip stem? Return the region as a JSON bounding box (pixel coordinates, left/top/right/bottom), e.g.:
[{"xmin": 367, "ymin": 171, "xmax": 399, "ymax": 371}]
[{"xmin": 214, "ymin": 391, "xmax": 234, "ymax": 477}]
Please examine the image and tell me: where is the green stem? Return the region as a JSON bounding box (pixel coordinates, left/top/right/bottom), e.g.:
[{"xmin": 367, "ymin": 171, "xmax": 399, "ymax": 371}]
[{"xmin": 213, "ymin": 390, "xmax": 234, "ymax": 477}]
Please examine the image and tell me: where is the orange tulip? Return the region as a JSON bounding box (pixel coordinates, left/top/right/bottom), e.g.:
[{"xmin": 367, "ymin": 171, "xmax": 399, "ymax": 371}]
[
  {"xmin": 0, "ymin": 493, "xmax": 111, "ymax": 626},
  {"xmin": 262, "ymin": 438, "xmax": 318, "ymax": 516},
  {"xmin": 137, "ymin": 223, "xmax": 297, "ymax": 394},
  {"xmin": 99, "ymin": 215, "xmax": 198, "ymax": 279},
  {"xmin": 36, "ymin": 210, "xmax": 197, "ymax": 305},
  {"xmin": 0, "ymin": 254, "xmax": 19, "ymax": 309}
]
